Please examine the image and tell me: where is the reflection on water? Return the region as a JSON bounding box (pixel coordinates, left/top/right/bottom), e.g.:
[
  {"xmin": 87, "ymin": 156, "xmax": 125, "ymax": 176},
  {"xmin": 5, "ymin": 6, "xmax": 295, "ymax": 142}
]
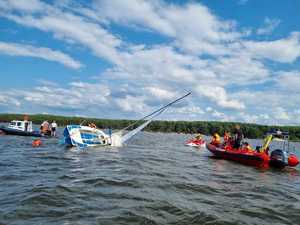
[{"xmin": 0, "ymin": 130, "xmax": 300, "ymax": 225}]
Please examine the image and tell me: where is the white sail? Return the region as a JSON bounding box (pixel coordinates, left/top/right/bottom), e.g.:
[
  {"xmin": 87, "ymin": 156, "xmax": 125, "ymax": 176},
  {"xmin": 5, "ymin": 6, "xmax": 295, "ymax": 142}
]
[{"xmin": 121, "ymin": 120, "xmax": 152, "ymax": 144}]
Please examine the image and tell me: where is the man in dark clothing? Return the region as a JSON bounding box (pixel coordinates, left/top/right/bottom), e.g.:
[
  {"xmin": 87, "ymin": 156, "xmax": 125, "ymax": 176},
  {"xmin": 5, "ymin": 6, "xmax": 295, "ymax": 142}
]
[{"xmin": 233, "ymin": 125, "xmax": 243, "ymax": 149}]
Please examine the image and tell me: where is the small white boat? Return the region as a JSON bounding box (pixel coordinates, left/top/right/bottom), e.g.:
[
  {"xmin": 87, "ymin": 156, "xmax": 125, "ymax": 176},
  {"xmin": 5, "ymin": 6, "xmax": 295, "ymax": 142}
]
[{"xmin": 0, "ymin": 120, "xmax": 43, "ymax": 137}]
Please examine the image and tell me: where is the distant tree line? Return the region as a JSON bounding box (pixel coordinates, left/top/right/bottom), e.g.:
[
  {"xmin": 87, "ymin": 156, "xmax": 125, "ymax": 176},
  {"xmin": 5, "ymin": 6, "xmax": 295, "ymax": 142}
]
[{"xmin": 1, "ymin": 113, "xmax": 300, "ymax": 140}]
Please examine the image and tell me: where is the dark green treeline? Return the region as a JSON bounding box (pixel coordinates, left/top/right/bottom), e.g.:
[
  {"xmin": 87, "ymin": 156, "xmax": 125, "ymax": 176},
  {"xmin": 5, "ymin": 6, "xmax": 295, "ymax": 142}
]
[{"xmin": 1, "ymin": 113, "xmax": 300, "ymax": 140}]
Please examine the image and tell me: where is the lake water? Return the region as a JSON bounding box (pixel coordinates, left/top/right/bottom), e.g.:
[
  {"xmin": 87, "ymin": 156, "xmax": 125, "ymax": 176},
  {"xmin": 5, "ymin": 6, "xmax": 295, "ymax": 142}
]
[{"xmin": 0, "ymin": 130, "xmax": 300, "ymax": 225}]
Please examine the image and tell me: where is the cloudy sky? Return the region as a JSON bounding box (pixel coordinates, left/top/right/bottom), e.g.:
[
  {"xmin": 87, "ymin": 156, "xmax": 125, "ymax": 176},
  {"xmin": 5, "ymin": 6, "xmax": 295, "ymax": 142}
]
[{"xmin": 0, "ymin": 0, "xmax": 300, "ymax": 125}]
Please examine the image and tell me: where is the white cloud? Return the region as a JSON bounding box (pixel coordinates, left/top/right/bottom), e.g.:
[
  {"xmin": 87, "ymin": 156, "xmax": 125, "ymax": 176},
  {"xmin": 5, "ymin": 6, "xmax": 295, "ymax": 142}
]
[
  {"xmin": 114, "ymin": 95, "xmax": 149, "ymax": 113},
  {"xmin": 93, "ymin": 0, "xmax": 175, "ymax": 36},
  {"xmin": 196, "ymin": 85, "xmax": 245, "ymax": 110},
  {"xmin": 93, "ymin": 0, "xmax": 242, "ymax": 56},
  {"xmin": 1, "ymin": 0, "xmax": 300, "ymax": 125},
  {"xmin": 209, "ymin": 55, "xmax": 270, "ymax": 84},
  {"xmin": 145, "ymin": 86, "xmax": 176, "ymax": 100},
  {"xmin": 20, "ymin": 82, "xmax": 110, "ymax": 110},
  {"xmin": 113, "ymin": 45, "xmax": 203, "ymax": 85},
  {"xmin": 257, "ymin": 17, "xmax": 281, "ymax": 35},
  {"xmin": 0, "ymin": 1, "xmax": 123, "ymax": 64},
  {"xmin": 231, "ymin": 87, "xmax": 300, "ymax": 124},
  {"xmin": 169, "ymin": 106, "xmax": 204, "ymax": 115},
  {"xmin": 274, "ymin": 107, "xmax": 290, "ymax": 121},
  {"xmin": 0, "ymin": 0, "xmax": 45, "ymax": 12},
  {"xmin": 244, "ymin": 32, "xmax": 300, "ymax": 63},
  {"xmin": 0, "ymin": 41, "xmax": 82, "ymax": 69},
  {"xmin": 275, "ymin": 71, "xmax": 300, "ymax": 92},
  {"xmin": 0, "ymin": 95, "xmax": 20, "ymax": 107}
]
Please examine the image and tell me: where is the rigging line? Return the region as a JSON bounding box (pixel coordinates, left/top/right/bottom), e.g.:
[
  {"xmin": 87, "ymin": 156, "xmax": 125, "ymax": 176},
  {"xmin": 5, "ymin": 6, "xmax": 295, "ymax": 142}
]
[{"xmin": 120, "ymin": 92, "xmax": 191, "ymax": 132}]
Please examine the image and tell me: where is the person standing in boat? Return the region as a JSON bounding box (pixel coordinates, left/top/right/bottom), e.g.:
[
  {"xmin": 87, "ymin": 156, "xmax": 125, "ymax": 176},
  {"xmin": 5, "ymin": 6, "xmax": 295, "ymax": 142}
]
[
  {"xmin": 51, "ymin": 121, "xmax": 57, "ymax": 137},
  {"xmin": 222, "ymin": 130, "xmax": 231, "ymax": 147},
  {"xmin": 233, "ymin": 125, "xmax": 243, "ymax": 149},
  {"xmin": 24, "ymin": 115, "xmax": 29, "ymax": 132}
]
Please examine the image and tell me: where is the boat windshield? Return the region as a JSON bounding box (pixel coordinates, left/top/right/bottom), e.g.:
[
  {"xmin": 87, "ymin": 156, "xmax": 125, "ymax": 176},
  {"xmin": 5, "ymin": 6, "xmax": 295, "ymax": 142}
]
[{"xmin": 9, "ymin": 121, "xmax": 24, "ymax": 128}]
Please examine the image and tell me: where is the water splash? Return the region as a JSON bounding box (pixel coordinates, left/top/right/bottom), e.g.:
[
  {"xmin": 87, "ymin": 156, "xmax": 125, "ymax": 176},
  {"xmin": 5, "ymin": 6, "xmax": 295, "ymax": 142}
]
[
  {"xmin": 111, "ymin": 131, "xmax": 123, "ymax": 147},
  {"xmin": 120, "ymin": 120, "xmax": 152, "ymax": 145},
  {"xmin": 111, "ymin": 120, "xmax": 152, "ymax": 147}
]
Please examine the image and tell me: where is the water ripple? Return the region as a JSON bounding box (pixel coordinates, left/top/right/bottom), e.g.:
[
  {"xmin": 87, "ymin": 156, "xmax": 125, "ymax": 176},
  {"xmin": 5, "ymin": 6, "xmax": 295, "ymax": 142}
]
[{"xmin": 0, "ymin": 131, "xmax": 300, "ymax": 224}]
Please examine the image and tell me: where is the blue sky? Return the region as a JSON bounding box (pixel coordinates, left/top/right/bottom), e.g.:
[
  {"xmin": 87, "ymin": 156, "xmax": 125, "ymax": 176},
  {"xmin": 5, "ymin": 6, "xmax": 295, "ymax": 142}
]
[{"xmin": 1, "ymin": 0, "xmax": 300, "ymax": 125}]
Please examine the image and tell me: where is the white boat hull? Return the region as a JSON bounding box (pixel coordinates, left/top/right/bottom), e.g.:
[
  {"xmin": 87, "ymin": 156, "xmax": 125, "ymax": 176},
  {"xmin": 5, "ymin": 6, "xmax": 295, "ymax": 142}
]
[{"xmin": 63, "ymin": 125, "xmax": 111, "ymax": 148}]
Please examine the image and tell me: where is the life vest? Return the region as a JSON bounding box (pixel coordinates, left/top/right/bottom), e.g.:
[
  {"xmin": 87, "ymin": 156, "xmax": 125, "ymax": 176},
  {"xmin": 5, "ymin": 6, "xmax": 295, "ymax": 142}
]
[
  {"xmin": 32, "ymin": 139, "xmax": 42, "ymax": 147},
  {"xmin": 245, "ymin": 145, "xmax": 253, "ymax": 152},
  {"xmin": 211, "ymin": 133, "xmax": 221, "ymax": 145},
  {"xmin": 224, "ymin": 132, "xmax": 231, "ymax": 143}
]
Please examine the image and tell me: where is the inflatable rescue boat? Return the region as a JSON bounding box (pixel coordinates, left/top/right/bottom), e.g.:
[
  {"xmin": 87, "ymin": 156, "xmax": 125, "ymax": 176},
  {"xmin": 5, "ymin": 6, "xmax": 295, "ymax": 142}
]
[{"xmin": 206, "ymin": 131, "xmax": 299, "ymax": 169}]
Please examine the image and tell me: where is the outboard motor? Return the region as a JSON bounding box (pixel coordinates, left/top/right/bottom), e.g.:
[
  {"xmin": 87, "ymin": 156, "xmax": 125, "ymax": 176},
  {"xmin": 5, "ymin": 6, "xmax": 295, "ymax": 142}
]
[{"xmin": 269, "ymin": 149, "xmax": 288, "ymax": 168}]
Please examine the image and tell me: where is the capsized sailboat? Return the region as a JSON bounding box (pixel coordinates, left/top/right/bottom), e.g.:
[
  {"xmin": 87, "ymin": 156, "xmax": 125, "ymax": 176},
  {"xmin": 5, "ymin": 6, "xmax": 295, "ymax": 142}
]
[{"xmin": 63, "ymin": 92, "xmax": 191, "ymax": 148}]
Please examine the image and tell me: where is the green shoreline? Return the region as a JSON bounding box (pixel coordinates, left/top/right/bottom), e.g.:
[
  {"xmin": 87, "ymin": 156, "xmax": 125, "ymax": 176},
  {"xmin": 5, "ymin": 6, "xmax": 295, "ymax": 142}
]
[{"xmin": 1, "ymin": 113, "xmax": 300, "ymax": 141}]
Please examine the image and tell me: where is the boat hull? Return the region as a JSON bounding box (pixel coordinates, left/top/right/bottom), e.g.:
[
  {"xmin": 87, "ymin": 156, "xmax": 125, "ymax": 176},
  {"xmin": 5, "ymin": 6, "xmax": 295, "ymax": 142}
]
[
  {"xmin": 63, "ymin": 125, "xmax": 110, "ymax": 148},
  {"xmin": 185, "ymin": 140, "xmax": 206, "ymax": 148},
  {"xmin": 206, "ymin": 143, "xmax": 270, "ymax": 168},
  {"xmin": 0, "ymin": 127, "xmax": 42, "ymax": 137}
]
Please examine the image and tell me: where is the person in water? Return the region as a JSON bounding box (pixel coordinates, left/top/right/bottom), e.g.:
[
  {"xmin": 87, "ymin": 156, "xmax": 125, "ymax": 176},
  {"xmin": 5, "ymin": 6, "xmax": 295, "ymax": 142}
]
[
  {"xmin": 211, "ymin": 133, "xmax": 221, "ymax": 146},
  {"xmin": 233, "ymin": 125, "xmax": 243, "ymax": 149},
  {"xmin": 51, "ymin": 121, "xmax": 57, "ymax": 137},
  {"xmin": 41, "ymin": 120, "xmax": 50, "ymax": 135}
]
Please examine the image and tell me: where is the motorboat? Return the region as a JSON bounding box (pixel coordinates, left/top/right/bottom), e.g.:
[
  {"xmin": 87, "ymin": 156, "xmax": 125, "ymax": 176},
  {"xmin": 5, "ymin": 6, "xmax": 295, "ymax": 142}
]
[
  {"xmin": 0, "ymin": 120, "xmax": 42, "ymax": 137},
  {"xmin": 206, "ymin": 131, "xmax": 299, "ymax": 169}
]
